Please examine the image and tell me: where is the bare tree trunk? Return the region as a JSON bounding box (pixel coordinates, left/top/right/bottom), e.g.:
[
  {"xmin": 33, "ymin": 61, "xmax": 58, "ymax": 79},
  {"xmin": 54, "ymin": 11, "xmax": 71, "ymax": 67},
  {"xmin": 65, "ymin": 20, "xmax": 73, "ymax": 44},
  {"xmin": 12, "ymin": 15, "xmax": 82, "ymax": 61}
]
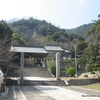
[{"xmin": 0, "ymin": 35, "xmax": 16, "ymax": 74}]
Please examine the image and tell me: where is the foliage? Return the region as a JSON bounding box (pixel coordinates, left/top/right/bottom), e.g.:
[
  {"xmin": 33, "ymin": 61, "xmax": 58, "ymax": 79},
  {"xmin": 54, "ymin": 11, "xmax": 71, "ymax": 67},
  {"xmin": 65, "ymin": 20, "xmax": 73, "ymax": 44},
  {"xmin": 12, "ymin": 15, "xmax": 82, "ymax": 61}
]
[
  {"xmin": 76, "ymin": 17, "xmax": 100, "ymax": 80},
  {"xmin": 86, "ymin": 19, "xmax": 100, "ymax": 44},
  {"xmin": 66, "ymin": 23, "xmax": 93, "ymax": 36},
  {"xmin": 47, "ymin": 60, "xmax": 56, "ymax": 76},
  {"xmin": 90, "ymin": 71, "xmax": 95, "ymax": 74},
  {"xmin": 86, "ymin": 63, "xmax": 95, "ymax": 72},
  {"xmin": 12, "ymin": 33, "xmax": 26, "ymax": 45},
  {"xmin": 68, "ymin": 33, "xmax": 84, "ymax": 41},
  {"xmin": 76, "ymin": 41, "xmax": 88, "ymax": 53},
  {"xmin": 0, "ymin": 21, "xmax": 13, "ymax": 38},
  {"xmin": 0, "ymin": 21, "xmax": 15, "ymax": 72},
  {"xmin": 0, "ymin": 37, "xmax": 14, "ymax": 70},
  {"xmin": 52, "ymin": 30, "xmax": 68, "ymax": 42},
  {"xmin": 9, "ymin": 17, "xmax": 85, "ymax": 47},
  {"xmin": 66, "ymin": 67, "xmax": 76, "ymax": 77},
  {"xmin": 83, "ymin": 74, "xmax": 88, "ymax": 77},
  {"xmin": 10, "ymin": 18, "xmax": 63, "ymax": 45},
  {"xmin": 77, "ymin": 44, "xmax": 100, "ymax": 71},
  {"xmin": 61, "ymin": 59, "xmax": 75, "ymax": 69},
  {"xmin": 93, "ymin": 68, "xmax": 100, "ymax": 79}
]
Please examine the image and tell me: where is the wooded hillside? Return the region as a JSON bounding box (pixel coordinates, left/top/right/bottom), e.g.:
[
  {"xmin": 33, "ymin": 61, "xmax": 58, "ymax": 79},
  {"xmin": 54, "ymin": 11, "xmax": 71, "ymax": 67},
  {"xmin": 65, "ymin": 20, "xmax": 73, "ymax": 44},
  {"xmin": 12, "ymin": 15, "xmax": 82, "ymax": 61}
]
[
  {"xmin": 66, "ymin": 23, "xmax": 94, "ymax": 36},
  {"xmin": 9, "ymin": 17, "xmax": 90, "ymax": 49}
]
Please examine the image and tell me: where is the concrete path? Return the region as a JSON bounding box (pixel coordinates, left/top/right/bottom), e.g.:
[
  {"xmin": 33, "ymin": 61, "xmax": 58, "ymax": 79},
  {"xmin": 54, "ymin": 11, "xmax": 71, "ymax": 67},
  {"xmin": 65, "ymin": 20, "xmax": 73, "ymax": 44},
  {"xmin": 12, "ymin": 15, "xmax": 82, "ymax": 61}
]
[
  {"xmin": 4, "ymin": 86, "xmax": 100, "ymax": 100},
  {"xmin": 34, "ymin": 86, "xmax": 100, "ymax": 100}
]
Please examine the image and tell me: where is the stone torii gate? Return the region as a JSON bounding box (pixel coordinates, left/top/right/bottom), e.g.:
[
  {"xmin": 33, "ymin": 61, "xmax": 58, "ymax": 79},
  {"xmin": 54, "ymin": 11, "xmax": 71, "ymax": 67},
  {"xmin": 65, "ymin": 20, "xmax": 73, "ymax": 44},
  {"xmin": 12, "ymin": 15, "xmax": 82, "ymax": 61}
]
[
  {"xmin": 56, "ymin": 52, "xmax": 60, "ymax": 80},
  {"xmin": 10, "ymin": 45, "xmax": 64, "ymax": 80}
]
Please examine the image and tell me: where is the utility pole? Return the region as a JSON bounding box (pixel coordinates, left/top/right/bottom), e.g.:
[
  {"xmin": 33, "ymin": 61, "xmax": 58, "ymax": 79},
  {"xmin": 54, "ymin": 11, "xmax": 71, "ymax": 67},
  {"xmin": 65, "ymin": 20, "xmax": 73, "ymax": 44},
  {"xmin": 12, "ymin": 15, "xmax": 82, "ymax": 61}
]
[{"xmin": 74, "ymin": 45, "xmax": 78, "ymax": 77}]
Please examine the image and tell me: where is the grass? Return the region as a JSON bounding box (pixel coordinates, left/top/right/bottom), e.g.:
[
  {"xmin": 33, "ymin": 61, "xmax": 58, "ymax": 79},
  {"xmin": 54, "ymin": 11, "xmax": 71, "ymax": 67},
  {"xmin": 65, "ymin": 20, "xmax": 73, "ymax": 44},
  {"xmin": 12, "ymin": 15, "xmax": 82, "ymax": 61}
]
[
  {"xmin": 60, "ymin": 77, "xmax": 100, "ymax": 91},
  {"xmin": 81, "ymin": 83, "xmax": 100, "ymax": 91}
]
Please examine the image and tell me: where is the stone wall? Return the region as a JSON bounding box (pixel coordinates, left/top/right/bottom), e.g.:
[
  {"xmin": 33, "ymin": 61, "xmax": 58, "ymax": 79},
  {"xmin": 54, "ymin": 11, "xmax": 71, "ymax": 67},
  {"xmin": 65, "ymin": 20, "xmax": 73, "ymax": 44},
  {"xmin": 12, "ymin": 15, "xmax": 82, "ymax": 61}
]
[{"xmin": 67, "ymin": 79, "xmax": 100, "ymax": 86}]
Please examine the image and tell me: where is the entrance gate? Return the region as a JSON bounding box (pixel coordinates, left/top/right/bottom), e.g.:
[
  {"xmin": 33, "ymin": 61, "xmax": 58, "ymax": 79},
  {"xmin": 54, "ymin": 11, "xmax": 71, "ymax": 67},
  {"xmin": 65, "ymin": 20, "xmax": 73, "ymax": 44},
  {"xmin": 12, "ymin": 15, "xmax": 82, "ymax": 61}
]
[{"xmin": 10, "ymin": 45, "xmax": 64, "ymax": 80}]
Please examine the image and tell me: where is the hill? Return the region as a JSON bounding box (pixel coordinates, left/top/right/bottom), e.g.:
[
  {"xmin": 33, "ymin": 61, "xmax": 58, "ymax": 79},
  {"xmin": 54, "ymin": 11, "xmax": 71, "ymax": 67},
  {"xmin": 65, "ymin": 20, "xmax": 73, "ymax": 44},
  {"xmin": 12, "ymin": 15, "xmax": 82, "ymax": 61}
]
[
  {"xmin": 66, "ymin": 23, "xmax": 94, "ymax": 36},
  {"xmin": 9, "ymin": 17, "xmax": 93, "ymax": 49}
]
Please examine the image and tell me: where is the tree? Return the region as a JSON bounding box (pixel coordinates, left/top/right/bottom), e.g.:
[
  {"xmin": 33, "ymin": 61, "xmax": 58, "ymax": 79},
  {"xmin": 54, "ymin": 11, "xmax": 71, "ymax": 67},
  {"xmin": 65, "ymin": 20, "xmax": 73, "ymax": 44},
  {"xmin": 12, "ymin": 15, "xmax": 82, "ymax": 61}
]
[
  {"xmin": 0, "ymin": 36, "xmax": 15, "ymax": 72},
  {"xmin": 0, "ymin": 21, "xmax": 15, "ymax": 73},
  {"xmin": 76, "ymin": 41, "xmax": 88, "ymax": 53},
  {"xmin": 85, "ymin": 17, "xmax": 100, "ymax": 77},
  {"xmin": 52, "ymin": 32, "xmax": 61, "ymax": 41},
  {"xmin": 84, "ymin": 44, "xmax": 100, "ymax": 70},
  {"xmin": 86, "ymin": 19, "xmax": 100, "ymax": 44},
  {"xmin": 12, "ymin": 33, "xmax": 26, "ymax": 45},
  {"xmin": 94, "ymin": 68, "xmax": 100, "ymax": 79},
  {"xmin": 75, "ymin": 41, "xmax": 88, "ymax": 71},
  {"xmin": 76, "ymin": 16, "xmax": 100, "ymax": 74},
  {"xmin": 0, "ymin": 21, "xmax": 13, "ymax": 38}
]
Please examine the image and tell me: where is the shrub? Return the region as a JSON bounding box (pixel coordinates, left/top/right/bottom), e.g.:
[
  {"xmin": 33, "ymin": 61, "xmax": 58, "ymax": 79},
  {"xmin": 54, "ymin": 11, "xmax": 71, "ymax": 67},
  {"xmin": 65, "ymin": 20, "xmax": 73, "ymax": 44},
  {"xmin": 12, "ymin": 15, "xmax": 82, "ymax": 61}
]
[
  {"xmin": 66, "ymin": 67, "xmax": 76, "ymax": 77},
  {"xmin": 83, "ymin": 74, "xmax": 88, "ymax": 77},
  {"xmin": 90, "ymin": 71, "xmax": 95, "ymax": 74},
  {"xmin": 47, "ymin": 61, "xmax": 56, "ymax": 76}
]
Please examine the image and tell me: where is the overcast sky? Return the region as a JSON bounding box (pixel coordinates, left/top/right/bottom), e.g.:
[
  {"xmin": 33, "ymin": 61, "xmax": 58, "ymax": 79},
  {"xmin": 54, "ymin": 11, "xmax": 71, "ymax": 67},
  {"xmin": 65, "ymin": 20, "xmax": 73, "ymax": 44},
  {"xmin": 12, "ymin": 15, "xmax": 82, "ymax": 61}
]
[{"xmin": 0, "ymin": 0, "xmax": 100, "ymax": 29}]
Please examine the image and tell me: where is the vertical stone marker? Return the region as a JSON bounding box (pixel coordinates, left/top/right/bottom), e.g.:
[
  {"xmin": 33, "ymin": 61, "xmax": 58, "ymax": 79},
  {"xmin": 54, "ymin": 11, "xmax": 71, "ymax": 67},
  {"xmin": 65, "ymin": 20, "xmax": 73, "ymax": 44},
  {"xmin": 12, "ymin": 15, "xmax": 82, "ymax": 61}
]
[
  {"xmin": 0, "ymin": 70, "xmax": 4, "ymax": 94},
  {"xmin": 56, "ymin": 52, "xmax": 60, "ymax": 80},
  {"xmin": 20, "ymin": 52, "xmax": 24, "ymax": 81}
]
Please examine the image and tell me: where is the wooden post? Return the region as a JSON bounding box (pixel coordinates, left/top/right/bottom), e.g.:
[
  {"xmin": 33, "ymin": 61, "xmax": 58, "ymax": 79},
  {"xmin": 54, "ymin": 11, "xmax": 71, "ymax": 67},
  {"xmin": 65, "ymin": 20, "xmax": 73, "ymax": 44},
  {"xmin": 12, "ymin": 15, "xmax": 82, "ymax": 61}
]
[
  {"xmin": 20, "ymin": 52, "xmax": 24, "ymax": 81},
  {"xmin": 56, "ymin": 52, "xmax": 60, "ymax": 80}
]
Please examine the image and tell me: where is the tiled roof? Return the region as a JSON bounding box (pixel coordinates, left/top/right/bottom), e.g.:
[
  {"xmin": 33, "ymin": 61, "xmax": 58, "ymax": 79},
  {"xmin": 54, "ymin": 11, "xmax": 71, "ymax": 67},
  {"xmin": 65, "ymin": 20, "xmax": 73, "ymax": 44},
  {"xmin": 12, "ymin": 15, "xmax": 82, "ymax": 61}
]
[
  {"xmin": 44, "ymin": 45, "xmax": 64, "ymax": 51},
  {"xmin": 10, "ymin": 45, "xmax": 68, "ymax": 53},
  {"xmin": 10, "ymin": 45, "xmax": 48, "ymax": 53}
]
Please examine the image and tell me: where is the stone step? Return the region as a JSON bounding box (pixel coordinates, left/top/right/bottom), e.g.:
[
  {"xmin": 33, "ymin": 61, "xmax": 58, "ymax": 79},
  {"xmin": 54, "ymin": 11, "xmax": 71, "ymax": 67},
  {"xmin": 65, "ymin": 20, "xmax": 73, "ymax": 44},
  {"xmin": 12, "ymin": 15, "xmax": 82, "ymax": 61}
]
[
  {"xmin": 7, "ymin": 67, "xmax": 53, "ymax": 77},
  {"xmin": 6, "ymin": 79, "xmax": 66, "ymax": 86},
  {"xmin": 23, "ymin": 67, "xmax": 53, "ymax": 77},
  {"xmin": 19, "ymin": 80, "xmax": 66, "ymax": 86}
]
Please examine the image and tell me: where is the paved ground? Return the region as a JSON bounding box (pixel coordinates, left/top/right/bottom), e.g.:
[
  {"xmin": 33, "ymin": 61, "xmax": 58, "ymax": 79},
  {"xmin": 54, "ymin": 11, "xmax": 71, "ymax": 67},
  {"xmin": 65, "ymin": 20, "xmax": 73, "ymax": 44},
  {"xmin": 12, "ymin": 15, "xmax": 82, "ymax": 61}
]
[
  {"xmin": 34, "ymin": 86, "xmax": 100, "ymax": 100},
  {"xmin": 1, "ymin": 85, "xmax": 100, "ymax": 100},
  {"xmin": 2, "ymin": 64, "xmax": 100, "ymax": 100}
]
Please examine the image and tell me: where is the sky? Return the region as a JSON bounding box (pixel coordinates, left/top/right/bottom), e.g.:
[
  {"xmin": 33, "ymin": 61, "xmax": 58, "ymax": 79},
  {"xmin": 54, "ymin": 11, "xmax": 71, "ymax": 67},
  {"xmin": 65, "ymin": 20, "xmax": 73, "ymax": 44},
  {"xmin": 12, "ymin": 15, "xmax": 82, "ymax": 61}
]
[{"xmin": 0, "ymin": 0, "xmax": 100, "ymax": 29}]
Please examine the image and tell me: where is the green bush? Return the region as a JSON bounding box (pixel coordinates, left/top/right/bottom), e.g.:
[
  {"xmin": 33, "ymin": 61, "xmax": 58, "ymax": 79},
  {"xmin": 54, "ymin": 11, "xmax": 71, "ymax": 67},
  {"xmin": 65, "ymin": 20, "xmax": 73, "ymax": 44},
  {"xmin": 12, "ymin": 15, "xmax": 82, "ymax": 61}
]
[
  {"xmin": 66, "ymin": 67, "xmax": 76, "ymax": 77},
  {"xmin": 90, "ymin": 71, "xmax": 95, "ymax": 74},
  {"xmin": 83, "ymin": 74, "xmax": 88, "ymax": 77},
  {"xmin": 47, "ymin": 61, "xmax": 56, "ymax": 76}
]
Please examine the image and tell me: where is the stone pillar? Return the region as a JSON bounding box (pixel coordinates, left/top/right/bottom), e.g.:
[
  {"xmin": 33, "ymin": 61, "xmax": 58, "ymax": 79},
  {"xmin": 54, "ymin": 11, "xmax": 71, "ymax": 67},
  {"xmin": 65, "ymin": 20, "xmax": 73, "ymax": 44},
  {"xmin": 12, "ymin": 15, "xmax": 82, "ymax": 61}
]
[
  {"xmin": 20, "ymin": 52, "xmax": 24, "ymax": 81},
  {"xmin": 0, "ymin": 70, "xmax": 4, "ymax": 94},
  {"xmin": 56, "ymin": 52, "xmax": 60, "ymax": 80}
]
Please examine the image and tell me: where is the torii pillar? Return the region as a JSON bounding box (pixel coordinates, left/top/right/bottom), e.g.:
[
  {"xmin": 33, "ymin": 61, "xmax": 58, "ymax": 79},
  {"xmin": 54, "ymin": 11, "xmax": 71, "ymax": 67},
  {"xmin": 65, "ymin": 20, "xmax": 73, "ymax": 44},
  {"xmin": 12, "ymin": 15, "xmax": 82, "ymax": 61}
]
[
  {"xmin": 56, "ymin": 52, "xmax": 60, "ymax": 80},
  {"xmin": 20, "ymin": 52, "xmax": 24, "ymax": 81}
]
